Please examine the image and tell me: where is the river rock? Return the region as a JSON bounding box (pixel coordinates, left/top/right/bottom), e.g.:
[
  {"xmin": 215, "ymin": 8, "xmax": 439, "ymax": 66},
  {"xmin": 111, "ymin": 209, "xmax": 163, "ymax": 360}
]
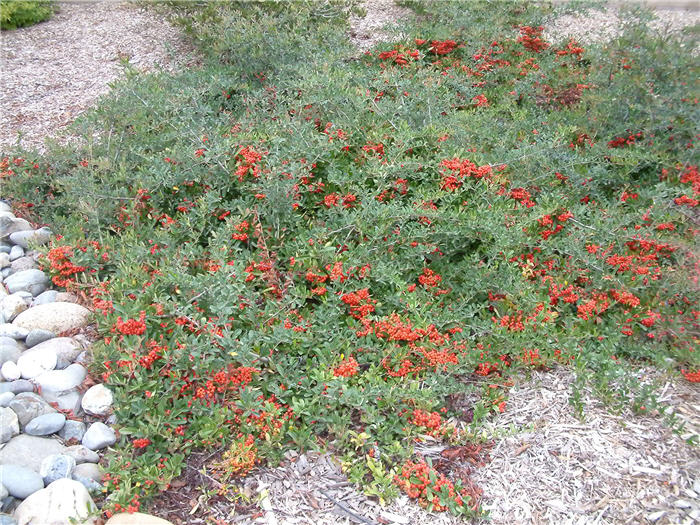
[
  {"xmin": 8, "ymin": 246, "xmax": 23, "ymax": 262},
  {"xmin": 0, "ymin": 254, "xmax": 9, "ymax": 269},
  {"xmin": 58, "ymin": 420, "xmax": 86, "ymax": 443},
  {"xmin": 8, "ymin": 393, "xmax": 55, "ymax": 428},
  {"xmin": 34, "ymin": 364, "xmax": 86, "ymax": 392},
  {"xmin": 9, "ymin": 258, "xmax": 36, "ymax": 274},
  {"xmin": 62, "ymin": 446, "xmax": 99, "ymax": 465},
  {"xmin": 0, "ymin": 381, "xmax": 33, "ymax": 395},
  {"xmin": 1, "ymin": 361, "xmax": 20, "ymax": 381},
  {"xmin": 0, "ymin": 465, "xmax": 43, "ymax": 499},
  {"xmin": 39, "ymin": 454, "xmax": 76, "ymax": 485},
  {"xmin": 81, "ymin": 423, "xmax": 116, "ymax": 450},
  {"xmin": 0, "ymin": 217, "xmax": 31, "ymax": 239},
  {"xmin": 3, "ymin": 270, "xmax": 47, "ymax": 296},
  {"xmin": 81, "ymin": 385, "xmax": 113, "ymax": 416},
  {"xmin": 39, "ymin": 388, "xmax": 82, "ymax": 414},
  {"xmin": 32, "ymin": 291, "xmax": 56, "ymax": 306},
  {"xmin": 71, "ymin": 463, "xmax": 101, "ymax": 484},
  {"xmin": 0, "ymin": 407, "xmax": 19, "ymax": 443},
  {"xmin": 0, "ymin": 514, "xmax": 16, "ymax": 525},
  {"xmin": 16, "ymin": 346, "xmax": 57, "ymax": 379},
  {"xmin": 0, "ymin": 392, "xmax": 14, "ymax": 407},
  {"xmin": 0, "ymin": 484, "xmax": 7, "ymax": 500},
  {"xmin": 12, "ymin": 478, "xmax": 96, "ymax": 525},
  {"xmin": 25, "ymin": 413, "xmax": 66, "ymax": 436},
  {"xmin": 0, "ymin": 325, "xmax": 28, "ymax": 340},
  {"xmin": 0, "ymin": 435, "xmax": 66, "ymax": 472},
  {"xmin": 0, "ymin": 295, "xmax": 27, "ymax": 323},
  {"xmin": 9, "ymin": 228, "xmax": 52, "ymax": 249},
  {"xmin": 23, "ymin": 330, "xmax": 54, "ymax": 349},
  {"xmin": 12, "ymin": 303, "xmax": 90, "ymax": 334},
  {"xmin": 0, "ymin": 341, "xmax": 20, "ymax": 365},
  {"xmin": 29, "ymin": 338, "xmax": 80, "ymax": 369},
  {"xmin": 104, "ymin": 513, "xmax": 174, "ymax": 525}
]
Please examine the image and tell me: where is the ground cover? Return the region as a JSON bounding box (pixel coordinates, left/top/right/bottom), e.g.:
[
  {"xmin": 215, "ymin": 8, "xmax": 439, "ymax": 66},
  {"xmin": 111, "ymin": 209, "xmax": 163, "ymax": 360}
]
[{"xmin": 1, "ymin": 1, "xmax": 698, "ymax": 522}]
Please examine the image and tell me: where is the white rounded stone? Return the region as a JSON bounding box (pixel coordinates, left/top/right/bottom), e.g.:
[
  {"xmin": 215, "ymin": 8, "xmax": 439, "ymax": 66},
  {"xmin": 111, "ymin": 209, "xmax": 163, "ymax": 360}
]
[
  {"xmin": 12, "ymin": 302, "xmax": 91, "ymax": 334},
  {"xmin": 1, "ymin": 360, "xmax": 21, "ymax": 381},
  {"xmin": 17, "ymin": 346, "xmax": 57, "ymax": 379},
  {"xmin": 80, "ymin": 384, "xmax": 113, "ymax": 416},
  {"xmin": 13, "ymin": 478, "xmax": 97, "ymax": 525}
]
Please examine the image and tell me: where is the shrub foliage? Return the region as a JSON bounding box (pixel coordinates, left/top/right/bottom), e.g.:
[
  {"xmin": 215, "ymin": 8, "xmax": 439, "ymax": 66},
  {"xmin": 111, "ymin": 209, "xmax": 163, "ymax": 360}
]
[
  {"xmin": 1, "ymin": 0, "xmax": 53, "ymax": 30},
  {"xmin": 2, "ymin": 0, "xmax": 698, "ymax": 518}
]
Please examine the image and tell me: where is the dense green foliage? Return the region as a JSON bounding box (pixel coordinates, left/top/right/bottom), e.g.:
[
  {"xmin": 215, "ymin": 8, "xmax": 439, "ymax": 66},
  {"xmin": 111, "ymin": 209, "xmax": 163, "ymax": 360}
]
[
  {"xmin": 0, "ymin": 0, "xmax": 53, "ymax": 30},
  {"xmin": 2, "ymin": 0, "xmax": 698, "ymax": 518}
]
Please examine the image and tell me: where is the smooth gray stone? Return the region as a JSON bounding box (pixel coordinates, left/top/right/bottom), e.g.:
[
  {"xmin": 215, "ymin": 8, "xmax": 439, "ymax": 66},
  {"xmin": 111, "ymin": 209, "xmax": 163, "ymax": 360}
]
[
  {"xmin": 71, "ymin": 463, "xmax": 101, "ymax": 483},
  {"xmin": 0, "ymin": 343, "xmax": 20, "ymax": 366},
  {"xmin": 35, "ymin": 364, "xmax": 86, "ymax": 392},
  {"xmin": 39, "ymin": 454, "xmax": 75, "ymax": 485},
  {"xmin": 0, "ymin": 295, "xmax": 27, "ymax": 323},
  {"xmin": 9, "ymin": 257, "xmax": 36, "ymax": 273},
  {"xmin": 58, "ymin": 420, "xmax": 86, "ymax": 443},
  {"xmin": 16, "ymin": 345, "xmax": 56, "ymax": 379},
  {"xmin": 0, "ymin": 435, "xmax": 66, "ymax": 472},
  {"xmin": 8, "ymin": 392, "xmax": 55, "ymax": 428},
  {"xmin": 0, "ymin": 242, "xmax": 11, "ymax": 253},
  {"xmin": 81, "ymin": 422, "xmax": 116, "ymax": 450},
  {"xmin": 0, "ymin": 335, "xmax": 22, "ymax": 347},
  {"xmin": 0, "ymin": 216, "xmax": 31, "ymax": 239},
  {"xmin": 32, "ymin": 290, "xmax": 57, "ymax": 306},
  {"xmin": 62, "ymin": 445, "xmax": 99, "ymax": 465},
  {"xmin": 7, "ymin": 246, "xmax": 23, "ymax": 262},
  {"xmin": 0, "ymin": 380, "xmax": 33, "ymax": 395},
  {"xmin": 30, "ymin": 337, "xmax": 79, "ymax": 369},
  {"xmin": 0, "ymin": 465, "xmax": 43, "ymax": 499},
  {"xmin": 71, "ymin": 463, "xmax": 103, "ymax": 491},
  {"xmin": 39, "ymin": 388, "xmax": 82, "ymax": 415},
  {"xmin": 0, "ymin": 268, "xmax": 9, "ymax": 279},
  {"xmin": 25, "ymin": 413, "xmax": 66, "ymax": 436},
  {"xmin": 71, "ymin": 474, "xmax": 102, "ymax": 493},
  {"xmin": 0, "ymin": 392, "xmax": 14, "ymax": 407},
  {"xmin": 0, "ymin": 253, "xmax": 8, "ymax": 269},
  {"xmin": 0, "ymin": 407, "xmax": 19, "ymax": 443},
  {"xmin": 3, "ymin": 269, "xmax": 48, "ymax": 296},
  {"xmin": 0, "ymin": 484, "xmax": 6, "ymax": 500},
  {"xmin": 24, "ymin": 329, "xmax": 55, "ymax": 349},
  {"xmin": 0, "ymin": 325, "xmax": 27, "ymax": 340},
  {"xmin": 9, "ymin": 228, "xmax": 52, "ymax": 249},
  {"xmin": 0, "ymin": 336, "xmax": 20, "ymax": 348},
  {"xmin": 0, "ymin": 514, "xmax": 15, "ymax": 525}
]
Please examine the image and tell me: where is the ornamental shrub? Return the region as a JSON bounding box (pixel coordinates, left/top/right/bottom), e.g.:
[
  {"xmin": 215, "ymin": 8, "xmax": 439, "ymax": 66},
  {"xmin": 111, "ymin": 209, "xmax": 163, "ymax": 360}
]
[
  {"xmin": 0, "ymin": 0, "xmax": 54, "ymax": 30},
  {"xmin": 2, "ymin": 0, "xmax": 698, "ymax": 518}
]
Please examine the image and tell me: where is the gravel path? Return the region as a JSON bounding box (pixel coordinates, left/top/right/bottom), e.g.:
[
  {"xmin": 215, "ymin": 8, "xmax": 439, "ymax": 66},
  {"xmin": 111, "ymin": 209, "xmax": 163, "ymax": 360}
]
[{"xmin": 0, "ymin": 1, "xmax": 195, "ymax": 153}]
